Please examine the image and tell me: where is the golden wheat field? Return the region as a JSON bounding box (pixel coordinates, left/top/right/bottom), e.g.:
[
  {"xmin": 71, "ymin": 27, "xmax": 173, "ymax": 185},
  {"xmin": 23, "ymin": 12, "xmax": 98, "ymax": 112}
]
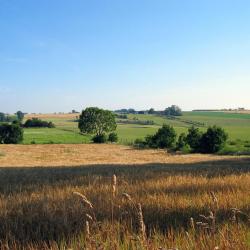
[
  {"xmin": 0, "ymin": 144, "xmax": 249, "ymax": 250},
  {"xmin": 25, "ymin": 113, "xmax": 79, "ymax": 120}
]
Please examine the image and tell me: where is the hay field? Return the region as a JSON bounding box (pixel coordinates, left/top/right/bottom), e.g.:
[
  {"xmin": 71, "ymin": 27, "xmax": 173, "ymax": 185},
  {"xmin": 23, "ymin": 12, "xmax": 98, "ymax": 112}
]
[
  {"xmin": 25, "ymin": 113, "xmax": 79, "ymax": 120},
  {"xmin": 0, "ymin": 144, "xmax": 232, "ymax": 167},
  {"xmin": 0, "ymin": 144, "xmax": 249, "ymax": 249}
]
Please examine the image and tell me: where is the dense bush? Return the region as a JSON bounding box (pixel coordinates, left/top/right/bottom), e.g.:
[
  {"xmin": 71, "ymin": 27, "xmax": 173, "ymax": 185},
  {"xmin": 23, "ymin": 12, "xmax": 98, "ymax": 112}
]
[
  {"xmin": 135, "ymin": 124, "xmax": 228, "ymax": 154},
  {"xmin": 199, "ymin": 126, "xmax": 228, "ymax": 153},
  {"xmin": 153, "ymin": 124, "xmax": 176, "ymax": 148},
  {"xmin": 186, "ymin": 126, "xmax": 202, "ymax": 152},
  {"xmin": 0, "ymin": 123, "xmax": 23, "ymax": 144},
  {"xmin": 24, "ymin": 118, "xmax": 55, "ymax": 128},
  {"xmin": 186, "ymin": 126, "xmax": 228, "ymax": 153},
  {"xmin": 92, "ymin": 134, "xmax": 107, "ymax": 143},
  {"xmin": 176, "ymin": 133, "xmax": 187, "ymax": 150},
  {"xmin": 108, "ymin": 132, "xmax": 118, "ymax": 142},
  {"xmin": 135, "ymin": 124, "xmax": 177, "ymax": 149},
  {"xmin": 134, "ymin": 138, "xmax": 148, "ymax": 148}
]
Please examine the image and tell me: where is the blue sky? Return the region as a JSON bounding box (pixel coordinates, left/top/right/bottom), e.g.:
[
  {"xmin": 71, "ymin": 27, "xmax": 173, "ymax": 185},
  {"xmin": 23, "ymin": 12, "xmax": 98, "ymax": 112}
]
[{"xmin": 0, "ymin": 0, "xmax": 250, "ymax": 113}]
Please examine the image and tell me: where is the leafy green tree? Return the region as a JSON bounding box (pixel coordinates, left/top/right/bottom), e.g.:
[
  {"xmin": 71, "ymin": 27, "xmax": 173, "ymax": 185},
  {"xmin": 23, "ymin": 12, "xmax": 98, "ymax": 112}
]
[
  {"xmin": 16, "ymin": 111, "xmax": 24, "ymax": 122},
  {"xmin": 152, "ymin": 124, "xmax": 177, "ymax": 148},
  {"xmin": 78, "ymin": 107, "xmax": 117, "ymax": 137},
  {"xmin": 148, "ymin": 108, "xmax": 155, "ymax": 114},
  {"xmin": 0, "ymin": 123, "xmax": 23, "ymax": 144},
  {"xmin": 186, "ymin": 126, "xmax": 202, "ymax": 152},
  {"xmin": 164, "ymin": 105, "xmax": 182, "ymax": 116},
  {"xmin": 199, "ymin": 126, "xmax": 228, "ymax": 153}
]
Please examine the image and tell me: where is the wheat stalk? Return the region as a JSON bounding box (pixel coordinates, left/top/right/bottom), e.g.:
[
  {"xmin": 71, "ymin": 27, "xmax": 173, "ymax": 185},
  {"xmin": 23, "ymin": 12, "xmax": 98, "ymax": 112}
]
[
  {"xmin": 112, "ymin": 174, "xmax": 117, "ymax": 197},
  {"xmin": 137, "ymin": 203, "xmax": 146, "ymax": 241},
  {"xmin": 85, "ymin": 220, "xmax": 90, "ymax": 238},
  {"xmin": 73, "ymin": 192, "xmax": 93, "ymax": 209}
]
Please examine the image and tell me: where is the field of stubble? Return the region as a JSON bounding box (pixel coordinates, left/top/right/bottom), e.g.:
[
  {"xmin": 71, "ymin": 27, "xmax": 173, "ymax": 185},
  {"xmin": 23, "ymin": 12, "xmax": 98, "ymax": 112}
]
[{"xmin": 0, "ymin": 144, "xmax": 249, "ymax": 249}]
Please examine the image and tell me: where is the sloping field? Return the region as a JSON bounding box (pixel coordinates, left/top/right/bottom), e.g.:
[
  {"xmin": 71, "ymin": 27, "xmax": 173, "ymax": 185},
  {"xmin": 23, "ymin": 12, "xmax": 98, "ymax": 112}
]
[{"xmin": 22, "ymin": 112, "xmax": 250, "ymax": 147}]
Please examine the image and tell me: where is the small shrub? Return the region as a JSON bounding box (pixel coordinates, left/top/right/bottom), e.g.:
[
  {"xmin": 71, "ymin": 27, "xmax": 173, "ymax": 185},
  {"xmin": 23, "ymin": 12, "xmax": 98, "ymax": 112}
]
[
  {"xmin": 92, "ymin": 134, "xmax": 107, "ymax": 143},
  {"xmin": 133, "ymin": 138, "xmax": 148, "ymax": 149},
  {"xmin": 31, "ymin": 140, "xmax": 36, "ymax": 144},
  {"xmin": 144, "ymin": 135, "xmax": 157, "ymax": 148},
  {"xmin": 108, "ymin": 132, "xmax": 118, "ymax": 143}
]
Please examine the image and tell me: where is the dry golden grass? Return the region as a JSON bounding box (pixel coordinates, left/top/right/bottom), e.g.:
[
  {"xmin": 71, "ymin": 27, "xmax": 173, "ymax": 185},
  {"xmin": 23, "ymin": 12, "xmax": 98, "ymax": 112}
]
[
  {"xmin": 25, "ymin": 113, "xmax": 79, "ymax": 119},
  {"xmin": 0, "ymin": 144, "xmax": 249, "ymax": 249},
  {"xmin": 0, "ymin": 144, "xmax": 242, "ymax": 167}
]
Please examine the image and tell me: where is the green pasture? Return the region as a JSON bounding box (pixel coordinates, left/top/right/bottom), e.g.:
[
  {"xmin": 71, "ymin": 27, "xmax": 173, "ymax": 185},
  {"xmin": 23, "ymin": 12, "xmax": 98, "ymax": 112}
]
[{"xmin": 23, "ymin": 112, "xmax": 250, "ymax": 154}]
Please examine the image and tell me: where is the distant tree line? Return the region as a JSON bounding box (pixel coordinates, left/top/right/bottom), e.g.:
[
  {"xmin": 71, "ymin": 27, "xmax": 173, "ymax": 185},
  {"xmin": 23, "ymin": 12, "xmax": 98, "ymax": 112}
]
[{"xmin": 115, "ymin": 105, "xmax": 183, "ymax": 116}]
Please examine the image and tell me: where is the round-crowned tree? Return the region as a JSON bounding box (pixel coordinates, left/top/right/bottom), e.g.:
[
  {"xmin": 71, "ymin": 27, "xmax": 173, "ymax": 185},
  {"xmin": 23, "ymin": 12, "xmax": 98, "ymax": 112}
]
[{"xmin": 78, "ymin": 107, "xmax": 117, "ymax": 140}]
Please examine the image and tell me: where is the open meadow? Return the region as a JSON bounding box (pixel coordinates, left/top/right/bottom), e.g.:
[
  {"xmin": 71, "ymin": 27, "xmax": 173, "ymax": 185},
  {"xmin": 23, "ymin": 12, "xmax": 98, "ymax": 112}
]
[
  {"xmin": 23, "ymin": 112, "xmax": 250, "ymax": 155},
  {"xmin": 0, "ymin": 144, "xmax": 249, "ymax": 249}
]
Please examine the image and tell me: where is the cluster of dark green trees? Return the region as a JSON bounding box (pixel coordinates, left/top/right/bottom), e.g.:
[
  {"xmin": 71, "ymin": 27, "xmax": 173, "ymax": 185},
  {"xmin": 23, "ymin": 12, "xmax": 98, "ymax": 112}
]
[
  {"xmin": 135, "ymin": 125, "xmax": 228, "ymax": 153},
  {"xmin": 24, "ymin": 118, "xmax": 55, "ymax": 128},
  {"xmin": 115, "ymin": 105, "xmax": 183, "ymax": 116},
  {"xmin": 0, "ymin": 111, "xmax": 55, "ymax": 144}
]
